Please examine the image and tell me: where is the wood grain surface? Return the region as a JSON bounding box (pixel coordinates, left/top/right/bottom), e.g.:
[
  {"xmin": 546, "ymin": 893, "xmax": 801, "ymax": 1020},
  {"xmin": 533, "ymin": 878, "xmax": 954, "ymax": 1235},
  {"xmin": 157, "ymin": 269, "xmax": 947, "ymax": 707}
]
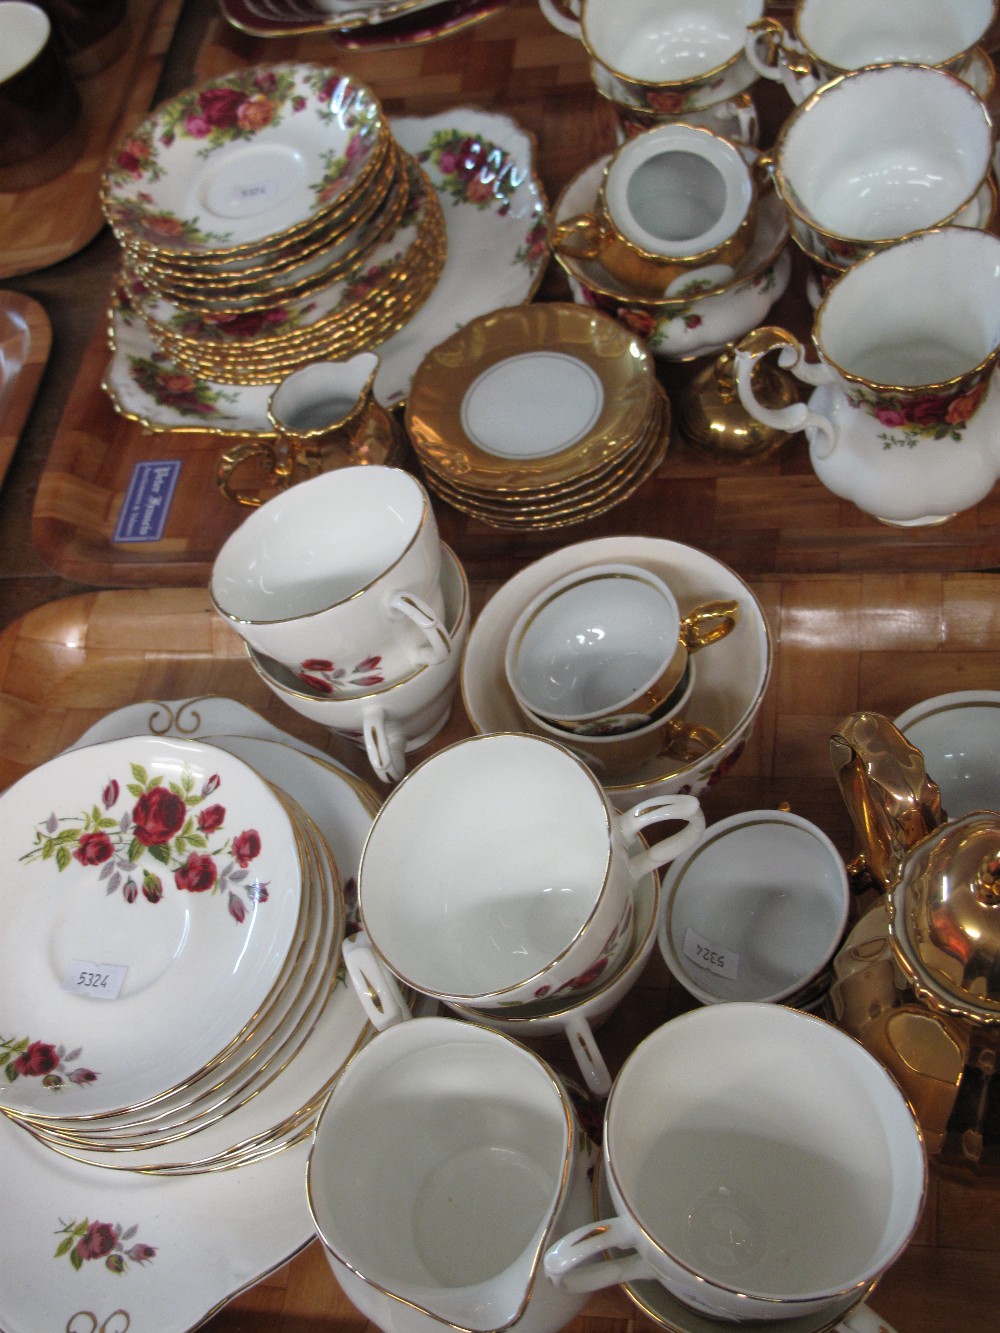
[
  {"xmin": 0, "ymin": 291, "xmax": 51, "ymax": 490},
  {"xmin": 0, "ymin": 0, "xmax": 185, "ymax": 279},
  {"xmin": 2, "ymin": 574, "xmax": 1000, "ymax": 1331},
  {"xmin": 29, "ymin": 0, "xmax": 1000, "ymax": 587}
]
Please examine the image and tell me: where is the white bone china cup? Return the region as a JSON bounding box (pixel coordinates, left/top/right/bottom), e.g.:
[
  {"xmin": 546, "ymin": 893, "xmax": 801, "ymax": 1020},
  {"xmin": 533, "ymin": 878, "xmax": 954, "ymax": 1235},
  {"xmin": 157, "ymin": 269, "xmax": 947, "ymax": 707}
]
[
  {"xmin": 245, "ymin": 543, "xmax": 469, "ymax": 784},
  {"xmin": 543, "ymin": 1003, "xmax": 927, "ymax": 1322},
  {"xmin": 657, "ymin": 808, "xmax": 849, "ymax": 1006},
  {"xmin": 354, "ymin": 731, "xmax": 706, "ymax": 1011},
  {"xmin": 506, "ymin": 561, "xmax": 738, "ymax": 735},
  {"xmin": 746, "ymin": 0, "xmax": 995, "ymax": 105},
  {"xmin": 210, "ymin": 465, "xmax": 449, "ymax": 692}
]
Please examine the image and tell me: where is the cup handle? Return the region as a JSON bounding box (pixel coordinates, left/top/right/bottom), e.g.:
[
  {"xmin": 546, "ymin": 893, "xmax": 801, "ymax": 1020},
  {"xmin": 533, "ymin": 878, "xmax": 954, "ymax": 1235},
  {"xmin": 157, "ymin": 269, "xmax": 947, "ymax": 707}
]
[
  {"xmin": 388, "ymin": 591, "xmax": 452, "ymax": 665},
  {"xmin": 361, "ymin": 708, "xmax": 406, "ymax": 784},
  {"xmin": 834, "ymin": 1303, "xmax": 901, "ymax": 1333},
  {"xmin": 537, "ymin": 0, "xmax": 582, "ymax": 38},
  {"xmin": 544, "ymin": 1215, "xmax": 656, "ymax": 1293},
  {"xmin": 732, "ymin": 326, "xmax": 840, "ymax": 458},
  {"xmin": 342, "ymin": 932, "xmax": 412, "ymax": 1030},
  {"xmin": 549, "ymin": 213, "xmax": 609, "ymax": 262},
  {"xmin": 680, "ymin": 599, "xmax": 740, "ymax": 653},
  {"xmin": 562, "ymin": 1012, "xmax": 612, "ymax": 1098},
  {"xmin": 619, "ymin": 793, "xmax": 706, "ymax": 880},
  {"xmin": 744, "ymin": 17, "xmax": 820, "ymax": 104}
]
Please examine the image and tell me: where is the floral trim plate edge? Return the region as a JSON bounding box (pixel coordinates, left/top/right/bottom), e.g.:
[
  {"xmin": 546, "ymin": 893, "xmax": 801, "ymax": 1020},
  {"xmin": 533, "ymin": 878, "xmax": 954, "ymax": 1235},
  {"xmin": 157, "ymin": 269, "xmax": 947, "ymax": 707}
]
[{"xmin": 102, "ymin": 107, "xmax": 550, "ymax": 433}]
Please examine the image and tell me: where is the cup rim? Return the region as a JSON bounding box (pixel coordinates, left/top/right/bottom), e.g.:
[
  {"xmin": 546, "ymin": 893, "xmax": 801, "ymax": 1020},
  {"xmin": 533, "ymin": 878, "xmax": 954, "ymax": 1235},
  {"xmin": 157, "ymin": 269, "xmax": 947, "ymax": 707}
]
[
  {"xmin": 770, "ymin": 62, "xmax": 994, "ymax": 245},
  {"xmin": 792, "ymin": 0, "xmax": 996, "ymax": 76},
  {"xmin": 210, "ymin": 465, "xmax": 433, "ymax": 628}
]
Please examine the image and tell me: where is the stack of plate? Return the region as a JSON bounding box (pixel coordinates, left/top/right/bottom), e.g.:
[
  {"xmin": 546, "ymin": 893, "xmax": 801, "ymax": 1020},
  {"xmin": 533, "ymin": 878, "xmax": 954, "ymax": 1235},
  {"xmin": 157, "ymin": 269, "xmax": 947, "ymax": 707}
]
[
  {"xmin": 100, "ymin": 63, "xmax": 447, "ymax": 385},
  {"xmin": 0, "ymin": 733, "xmax": 349, "ymax": 1174},
  {"xmin": 404, "ymin": 302, "xmax": 669, "ymax": 528}
]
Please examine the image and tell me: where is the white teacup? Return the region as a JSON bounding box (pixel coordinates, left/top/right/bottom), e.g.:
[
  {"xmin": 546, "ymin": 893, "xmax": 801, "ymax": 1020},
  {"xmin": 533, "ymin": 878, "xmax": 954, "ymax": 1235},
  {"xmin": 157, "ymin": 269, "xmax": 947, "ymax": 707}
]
[
  {"xmin": 539, "ymin": 0, "xmax": 765, "ymax": 114},
  {"xmin": 551, "ymin": 124, "xmax": 758, "ymax": 297},
  {"xmin": 747, "ymin": 0, "xmax": 996, "ymax": 105},
  {"xmin": 658, "ymin": 809, "xmax": 849, "ymax": 1006},
  {"xmin": 895, "ymin": 690, "xmax": 1000, "ymax": 818},
  {"xmin": 761, "ymin": 63, "xmax": 994, "ymax": 270},
  {"xmin": 354, "ymin": 732, "xmax": 705, "ymax": 1010},
  {"xmin": 211, "ymin": 465, "xmax": 449, "ymax": 692},
  {"xmin": 544, "ymin": 1004, "xmax": 927, "ymax": 1322},
  {"xmin": 245, "ymin": 542, "xmax": 469, "ymax": 784},
  {"xmin": 506, "ymin": 561, "xmax": 737, "ymax": 735}
]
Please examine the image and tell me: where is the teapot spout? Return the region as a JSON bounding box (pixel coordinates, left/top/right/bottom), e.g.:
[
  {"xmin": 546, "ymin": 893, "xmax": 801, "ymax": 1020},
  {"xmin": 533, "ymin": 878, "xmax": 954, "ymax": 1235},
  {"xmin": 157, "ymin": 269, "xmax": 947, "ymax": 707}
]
[{"xmin": 830, "ymin": 710, "xmax": 945, "ymax": 892}]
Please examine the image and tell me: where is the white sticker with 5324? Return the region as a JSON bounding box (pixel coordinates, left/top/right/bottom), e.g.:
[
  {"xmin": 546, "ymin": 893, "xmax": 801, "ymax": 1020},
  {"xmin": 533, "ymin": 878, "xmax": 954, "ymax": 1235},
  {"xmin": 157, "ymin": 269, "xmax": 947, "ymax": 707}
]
[
  {"xmin": 683, "ymin": 927, "xmax": 739, "ymax": 980},
  {"xmin": 63, "ymin": 960, "xmax": 128, "ymax": 1001}
]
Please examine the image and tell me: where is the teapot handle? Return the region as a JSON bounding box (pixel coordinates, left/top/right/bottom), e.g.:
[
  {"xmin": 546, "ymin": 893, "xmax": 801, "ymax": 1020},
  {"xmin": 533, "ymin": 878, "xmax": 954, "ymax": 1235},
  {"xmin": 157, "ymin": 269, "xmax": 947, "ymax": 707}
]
[{"xmin": 732, "ymin": 327, "xmax": 840, "ymax": 457}]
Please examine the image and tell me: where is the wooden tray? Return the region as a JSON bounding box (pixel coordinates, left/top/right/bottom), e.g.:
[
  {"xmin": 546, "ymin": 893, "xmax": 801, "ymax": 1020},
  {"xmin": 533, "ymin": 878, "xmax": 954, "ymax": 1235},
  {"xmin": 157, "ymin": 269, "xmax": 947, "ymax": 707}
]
[
  {"xmin": 29, "ymin": 3, "xmax": 1000, "ymax": 586},
  {"xmin": 3, "ymin": 573, "xmax": 1000, "ymax": 1332},
  {"xmin": 0, "ymin": 291, "xmax": 51, "ymax": 489},
  {"xmin": 0, "ymin": 0, "xmax": 185, "ymax": 279}
]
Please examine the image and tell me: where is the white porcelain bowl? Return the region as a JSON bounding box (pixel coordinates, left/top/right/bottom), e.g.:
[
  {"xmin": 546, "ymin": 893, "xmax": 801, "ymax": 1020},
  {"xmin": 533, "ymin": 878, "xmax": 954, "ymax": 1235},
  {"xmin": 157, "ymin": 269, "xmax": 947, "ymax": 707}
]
[{"xmin": 461, "ymin": 536, "xmax": 771, "ymax": 809}]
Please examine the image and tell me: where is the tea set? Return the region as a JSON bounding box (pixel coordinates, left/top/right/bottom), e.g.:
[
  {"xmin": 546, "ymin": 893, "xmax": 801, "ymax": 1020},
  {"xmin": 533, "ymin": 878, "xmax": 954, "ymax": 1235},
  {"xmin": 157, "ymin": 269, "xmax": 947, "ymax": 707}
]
[{"xmin": 8, "ymin": 1, "xmax": 1000, "ymax": 1330}]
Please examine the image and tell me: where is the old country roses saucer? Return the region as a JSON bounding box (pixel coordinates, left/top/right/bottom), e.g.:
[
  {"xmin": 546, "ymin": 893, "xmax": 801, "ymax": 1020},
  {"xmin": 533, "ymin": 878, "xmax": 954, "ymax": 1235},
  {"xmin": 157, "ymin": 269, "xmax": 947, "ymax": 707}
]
[
  {"xmin": 102, "ymin": 65, "xmax": 386, "ymax": 254},
  {"xmin": 0, "ymin": 736, "xmax": 303, "ymax": 1120}
]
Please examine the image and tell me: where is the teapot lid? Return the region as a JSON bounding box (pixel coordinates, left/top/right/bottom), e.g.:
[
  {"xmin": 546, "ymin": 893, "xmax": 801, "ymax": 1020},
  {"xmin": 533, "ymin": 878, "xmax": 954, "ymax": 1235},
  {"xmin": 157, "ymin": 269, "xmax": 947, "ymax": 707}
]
[{"xmin": 890, "ymin": 811, "xmax": 1000, "ymax": 1023}]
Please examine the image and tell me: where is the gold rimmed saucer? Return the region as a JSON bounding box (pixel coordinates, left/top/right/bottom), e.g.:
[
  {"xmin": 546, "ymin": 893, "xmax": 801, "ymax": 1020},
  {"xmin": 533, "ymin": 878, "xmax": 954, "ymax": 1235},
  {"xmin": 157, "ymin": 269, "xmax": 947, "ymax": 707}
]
[{"xmin": 405, "ymin": 301, "xmax": 659, "ymax": 491}]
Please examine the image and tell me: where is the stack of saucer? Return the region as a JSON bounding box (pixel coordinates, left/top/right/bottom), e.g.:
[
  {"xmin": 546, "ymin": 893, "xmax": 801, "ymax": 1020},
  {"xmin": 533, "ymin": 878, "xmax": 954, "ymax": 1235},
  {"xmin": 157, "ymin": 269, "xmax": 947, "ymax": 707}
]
[
  {"xmin": 404, "ymin": 302, "xmax": 669, "ymax": 529},
  {"xmin": 100, "ymin": 63, "xmax": 446, "ymax": 385},
  {"xmin": 0, "ymin": 733, "xmax": 348, "ymax": 1174}
]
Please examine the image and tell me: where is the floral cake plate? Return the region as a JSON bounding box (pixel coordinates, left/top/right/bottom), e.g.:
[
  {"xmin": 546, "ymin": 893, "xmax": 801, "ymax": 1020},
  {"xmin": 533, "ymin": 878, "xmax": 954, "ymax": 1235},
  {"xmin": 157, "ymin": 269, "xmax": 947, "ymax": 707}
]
[
  {"xmin": 102, "ymin": 107, "xmax": 549, "ymax": 430},
  {"xmin": 0, "ymin": 697, "xmax": 378, "ymax": 1333}
]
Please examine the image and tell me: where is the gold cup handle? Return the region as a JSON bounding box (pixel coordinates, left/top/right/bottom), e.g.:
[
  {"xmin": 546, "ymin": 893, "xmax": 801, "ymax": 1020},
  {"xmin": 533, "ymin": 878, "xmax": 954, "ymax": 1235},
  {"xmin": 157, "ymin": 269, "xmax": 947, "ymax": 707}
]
[
  {"xmin": 732, "ymin": 326, "xmax": 840, "ymax": 457},
  {"xmin": 549, "ymin": 213, "xmax": 612, "ymax": 262},
  {"xmin": 680, "ymin": 599, "xmax": 740, "ymax": 652},
  {"xmin": 216, "ymin": 440, "xmax": 295, "ymax": 508}
]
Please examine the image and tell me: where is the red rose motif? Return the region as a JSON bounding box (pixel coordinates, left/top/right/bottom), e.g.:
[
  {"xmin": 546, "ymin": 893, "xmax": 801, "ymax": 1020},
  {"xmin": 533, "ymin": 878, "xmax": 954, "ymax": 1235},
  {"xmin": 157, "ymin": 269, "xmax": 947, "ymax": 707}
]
[
  {"xmin": 452, "ymin": 136, "xmax": 491, "ymax": 181},
  {"xmin": 946, "ymin": 380, "xmax": 987, "ymax": 425},
  {"xmin": 198, "ymin": 86, "xmax": 244, "ymax": 128},
  {"xmin": 12, "ymin": 1041, "xmax": 59, "ymax": 1077},
  {"xmin": 232, "ymin": 830, "xmax": 262, "ymax": 868},
  {"xmin": 73, "ymin": 831, "xmax": 114, "ymax": 866},
  {"xmin": 67, "ymin": 1067, "xmax": 99, "ymax": 1085},
  {"xmin": 301, "ymin": 658, "xmax": 335, "ymax": 671},
  {"xmin": 567, "ymin": 956, "xmax": 609, "ymax": 990},
  {"xmin": 141, "ymin": 870, "xmax": 163, "ymax": 903},
  {"xmin": 127, "ymin": 1243, "xmax": 157, "ymax": 1264},
  {"xmin": 76, "ymin": 1222, "xmax": 118, "ymax": 1261},
  {"xmin": 102, "ymin": 779, "xmax": 119, "ymax": 809},
  {"xmin": 300, "ymin": 674, "xmax": 335, "ymax": 695},
  {"xmin": 132, "ymin": 786, "xmax": 186, "ymax": 846},
  {"xmin": 906, "ymin": 394, "xmax": 950, "ymax": 429},
  {"xmin": 197, "ymin": 804, "xmax": 226, "ymax": 834},
  {"xmin": 228, "ymin": 891, "xmax": 247, "ymax": 924},
  {"xmin": 175, "ymin": 852, "xmax": 218, "ymax": 893}
]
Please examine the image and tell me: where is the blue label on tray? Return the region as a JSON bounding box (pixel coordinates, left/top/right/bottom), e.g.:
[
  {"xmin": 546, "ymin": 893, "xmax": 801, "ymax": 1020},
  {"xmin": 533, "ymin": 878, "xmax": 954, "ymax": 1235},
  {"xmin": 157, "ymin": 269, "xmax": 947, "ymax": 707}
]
[{"xmin": 113, "ymin": 460, "xmax": 181, "ymax": 544}]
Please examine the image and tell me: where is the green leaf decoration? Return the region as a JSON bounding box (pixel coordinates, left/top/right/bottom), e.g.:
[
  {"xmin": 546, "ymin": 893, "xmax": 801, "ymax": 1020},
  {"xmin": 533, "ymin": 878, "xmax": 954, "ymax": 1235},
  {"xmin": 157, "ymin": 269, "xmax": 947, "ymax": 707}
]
[
  {"xmin": 130, "ymin": 764, "xmax": 148, "ymax": 785},
  {"xmin": 70, "ymin": 1248, "xmax": 82, "ymax": 1271},
  {"xmin": 54, "ymin": 1237, "xmax": 74, "ymax": 1258},
  {"xmin": 147, "ymin": 843, "xmax": 171, "ymax": 866},
  {"xmin": 128, "ymin": 837, "xmax": 144, "ymax": 864},
  {"xmin": 55, "ymin": 846, "xmax": 71, "ymax": 872}
]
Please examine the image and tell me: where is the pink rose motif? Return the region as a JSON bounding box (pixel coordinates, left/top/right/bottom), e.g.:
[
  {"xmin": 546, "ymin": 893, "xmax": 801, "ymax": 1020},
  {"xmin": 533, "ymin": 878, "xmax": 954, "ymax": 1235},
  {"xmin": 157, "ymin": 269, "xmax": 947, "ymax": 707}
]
[
  {"xmin": 73, "ymin": 831, "xmax": 114, "ymax": 866},
  {"xmin": 175, "ymin": 852, "xmax": 218, "ymax": 893},
  {"xmin": 127, "ymin": 1243, "xmax": 157, "ymax": 1264},
  {"xmin": 232, "ymin": 830, "xmax": 262, "ymax": 868},
  {"xmin": 237, "ymin": 95, "xmax": 276, "ymax": 132},
  {"xmin": 184, "ymin": 113, "xmax": 211, "ymax": 138},
  {"xmin": 12, "ymin": 1041, "xmax": 59, "ymax": 1077},
  {"xmin": 198, "ymin": 86, "xmax": 244, "ymax": 129},
  {"xmin": 76, "ymin": 1222, "xmax": 118, "ymax": 1262},
  {"xmin": 203, "ymin": 773, "xmax": 220, "ymax": 796},
  {"xmin": 253, "ymin": 71, "xmax": 278, "ymax": 93},
  {"xmin": 68, "ymin": 1067, "xmax": 99, "ymax": 1085},
  {"xmin": 197, "ymin": 804, "xmax": 226, "ymax": 834},
  {"xmin": 874, "ymin": 405, "xmax": 909, "ymax": 428},
  {"xmin": 123, "ymin": 878, "xmax": 139, "ymax": 903},
  {"xmin": 102, "ymin": 779, "xmax": 119, "ymax": 809},
  {"xmin": 132, "ymin": 786, "xmax": 186, "ymax": 846},
  {"xmin": 228, "ymin": 892, "xmax": 247, "ymax": 924}
]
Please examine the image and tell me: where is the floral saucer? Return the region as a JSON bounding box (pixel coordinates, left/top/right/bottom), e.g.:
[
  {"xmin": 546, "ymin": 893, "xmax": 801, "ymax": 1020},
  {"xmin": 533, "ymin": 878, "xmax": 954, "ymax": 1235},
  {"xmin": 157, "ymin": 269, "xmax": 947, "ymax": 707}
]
[
  {"xmin": 221, "ymin": 0, "xmax": 511, "ymax": 44},
  {"xmin": 103, "ymin": 107, "xmax": 549, "ymax": 431},
  {"xmin": 0, "ymin": 699, "xmax": 377, "ymax": 1333}
]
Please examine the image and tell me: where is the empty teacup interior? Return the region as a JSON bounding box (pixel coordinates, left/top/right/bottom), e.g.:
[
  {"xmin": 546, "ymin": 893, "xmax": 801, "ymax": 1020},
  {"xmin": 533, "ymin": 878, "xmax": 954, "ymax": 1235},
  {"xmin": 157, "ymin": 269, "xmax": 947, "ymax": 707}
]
[
  {"xmin": 776, "ymin": 65, "xmax": 993, "ymax": 241},
  {"xmin": 605, "ymin": 1004, "xmax": 926, "ymax": 1310},
  {"xmin": 308, "ymin": 1018, "xmax": 572, "ymax": 1329},
  {"xmin": 659, "ymin": 809, "xmax": 849, "ymax": 1004},
  {"xmin": 584, "ymin": 0, "xmax": 758, "ymax": 83},
  {"xmin": 211, "ymin": 465, "xmax": 437, "ymax": 624},
  {"xmin": 0, "ymin": 1, "xmax": 50, "ymax": 79},
  {"xmin": 796, "ymin": 0, "xmax": 994, "ymax": 71},
  {"xmin": 508, "ymin": 563, "xmax": 685, "ymax": 727},
  {"xmin": 605, "ymin": 125, "xmax": 753, "ymax": 258}
]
